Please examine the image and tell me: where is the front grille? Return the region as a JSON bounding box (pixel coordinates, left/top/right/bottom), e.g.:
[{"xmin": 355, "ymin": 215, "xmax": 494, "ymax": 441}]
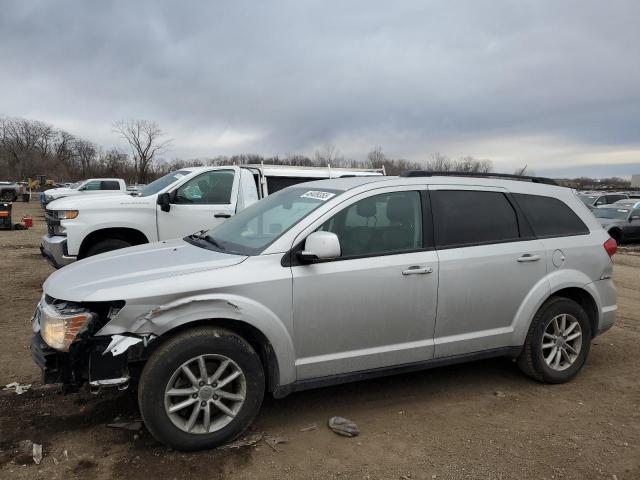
[{"xmin": 45, "ymin": 210, "xmax": 60, "ymax": 236}]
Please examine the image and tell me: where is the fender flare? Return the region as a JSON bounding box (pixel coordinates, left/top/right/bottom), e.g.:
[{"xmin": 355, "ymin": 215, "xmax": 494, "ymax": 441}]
[
  {"xmin": 120, "ymin": 293, "xmax": 297, "ymax": 386},
  {"xmin": 511, "ymin": 269, "xmax": 600, "ymax": 345}
]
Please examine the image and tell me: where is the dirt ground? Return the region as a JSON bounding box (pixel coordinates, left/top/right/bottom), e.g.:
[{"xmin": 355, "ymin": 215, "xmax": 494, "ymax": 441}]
[{"xmin": 1, "ymin": 201, "xmax": 639, "ymax": 480}]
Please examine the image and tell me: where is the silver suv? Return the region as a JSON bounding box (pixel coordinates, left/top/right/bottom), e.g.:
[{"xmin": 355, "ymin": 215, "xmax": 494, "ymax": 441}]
[{"xmin": 31, "ymin": 173, "xmax": 617, "ymax": 450}]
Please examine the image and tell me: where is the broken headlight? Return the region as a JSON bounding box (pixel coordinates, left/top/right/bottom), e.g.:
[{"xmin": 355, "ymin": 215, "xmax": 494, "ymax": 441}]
[{"xmin": 38, "ymin": 302, "xmax": 96, "ymax": 352}]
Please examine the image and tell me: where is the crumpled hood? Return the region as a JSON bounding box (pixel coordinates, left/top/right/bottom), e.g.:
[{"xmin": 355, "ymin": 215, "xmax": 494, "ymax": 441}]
[{"xmin": 44, "ymin": 238, "xmax": 247, "ymax": 302}]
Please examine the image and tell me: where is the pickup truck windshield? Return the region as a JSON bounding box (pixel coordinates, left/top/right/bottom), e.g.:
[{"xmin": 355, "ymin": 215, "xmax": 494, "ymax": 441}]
[
  {"xmin": 593, "ymin": 208, "xmax": 630, "ymax": 220},
  {"xmin": 139, "ymin": 170, "xmax": 191, "ymax": 197},
  {"xmin": 190, "ymin": 187, "xmax": 342, "ymax": 255}
]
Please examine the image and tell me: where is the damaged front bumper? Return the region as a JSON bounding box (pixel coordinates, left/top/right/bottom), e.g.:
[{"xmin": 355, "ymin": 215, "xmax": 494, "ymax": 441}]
[
  {"xmin": 31, "ymin": 331, "xmax": 131, "ymax": 393},
  {"xmin": 31, "ymin": 299, "xmax": 149, "ymax": 393}
]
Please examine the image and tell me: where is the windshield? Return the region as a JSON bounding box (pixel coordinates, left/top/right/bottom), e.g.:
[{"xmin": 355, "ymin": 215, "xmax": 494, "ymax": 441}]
[
  {"xmin": 188, "ymin": 187, "xmax": 342, "ymax": 255},
  {"xmin": 578, "ymin": 195, "xmax": 597, "ymax": 206},
  {"xmin": 593, "ymin": 208, "xmax": 630, "ymax": 220},
  {"xmin": 138, "ymin": 170, "xmax": 191, "ymax": 197},
  {"xmin": 70, "ymin": 182, "xmax": 81, "ymax": 189}
]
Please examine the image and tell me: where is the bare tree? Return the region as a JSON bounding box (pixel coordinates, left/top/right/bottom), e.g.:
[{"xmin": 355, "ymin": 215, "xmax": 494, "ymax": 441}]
[
  {"xmin": 72, "ymin": 139, "xmax": 98, "ymax": 177},
  {"xmin": 99, "ymin": 148, "xmax": 131, "ymax": 178},
  {"xmin": 425, "ymin": 152, "xmax": 453, "ymax": 172},
  {"xmin": 367, "ymin": 145, "xmax": 386, "ymax": 165},
  {"xmin": 455, "ymin": 156, "xmax": 493, "ymax": 173},
  {"xmin": 313, "ymin": 144, "xmax": 342, "ymax": 165},
  {"xmin": 54, "ymin": 130, "xmax": 76, "ymax": 171},
  {"xmin": 513, "ymin": 165, "xmax": 535, "ymax": 176},
  {"xmin": 0, "ymin": 116, "xmax": 42, "ymax": 179},
  {"xmin": 424, "ymin": 153, "xmax": 492, "ymax": 173},
  {"xmin": 113, "ymin": 119, "xmax": 171, "ymax": 183}
]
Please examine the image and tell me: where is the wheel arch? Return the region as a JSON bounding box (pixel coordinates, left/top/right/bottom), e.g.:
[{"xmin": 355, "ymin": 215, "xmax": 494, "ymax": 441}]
[
  {"xmin": 106, "ymin": 294, "xmax": 296, "ymax": 391},
  {"xmin": 513, "ymin": 272, "xmax": 601, "ymax": 346},
  {"xmin": 79, "ymin": 227, "xmax": 149, "ymax": 258},
  {"xmin": 548, "ymin": 287, "xmax": 599, "ymax": 337},
  {"xmin": 146, "ymin": 318, "xmax": 280, "ymax": 394}
]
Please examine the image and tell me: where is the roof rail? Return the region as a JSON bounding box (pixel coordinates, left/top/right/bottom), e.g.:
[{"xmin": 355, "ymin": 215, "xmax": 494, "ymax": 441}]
[
  {"xmin": 399, "ymin": 170, "xmax": 559, "ymax": 186},
  {"xmin": 243, "ymin": 164, "xmax": 385, "ymax": 174}
]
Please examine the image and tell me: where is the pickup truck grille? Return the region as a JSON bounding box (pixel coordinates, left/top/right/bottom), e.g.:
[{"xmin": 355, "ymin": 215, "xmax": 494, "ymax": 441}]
[{"xmin": 44, "ymin": 210, "xmax": 59, "ymax": 236}]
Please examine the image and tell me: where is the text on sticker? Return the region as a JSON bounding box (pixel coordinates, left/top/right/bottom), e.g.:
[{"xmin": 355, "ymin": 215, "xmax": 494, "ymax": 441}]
[{"xmin": 301, "ymin": 191, "xmax": 336, "ymax": 201}]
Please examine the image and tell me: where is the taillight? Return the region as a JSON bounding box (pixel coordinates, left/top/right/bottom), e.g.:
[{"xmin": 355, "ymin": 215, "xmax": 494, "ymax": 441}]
[{"xmin": 603, "ymin": 237, "xmax": 617, "ymax": 258}]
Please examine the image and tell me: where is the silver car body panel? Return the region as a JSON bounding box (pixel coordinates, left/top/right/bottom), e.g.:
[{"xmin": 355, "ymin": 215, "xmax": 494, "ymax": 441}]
[
  {"xmin": 288, "ymin": 184, "xmax": 438, "ymax": 379},
  {"xmin": 40, "ymin": 175, "xmax": 617, "ymax": 391}
]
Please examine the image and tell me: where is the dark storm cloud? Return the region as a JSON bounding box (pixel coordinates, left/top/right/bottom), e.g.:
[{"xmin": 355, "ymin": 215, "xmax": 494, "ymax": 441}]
[{"xmin": 1, "ymin": 0, "xmax": 639, "ymax": 173}]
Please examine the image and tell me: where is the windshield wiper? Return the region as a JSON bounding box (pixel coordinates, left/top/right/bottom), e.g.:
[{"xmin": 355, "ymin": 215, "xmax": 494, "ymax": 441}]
[
  {"xmin": 188, "ymin": 229, "xmax": 208, "ymax": 239},
  {"xmin": 186, "ymin": 230, "xmax": 225, "ymax": 250}
]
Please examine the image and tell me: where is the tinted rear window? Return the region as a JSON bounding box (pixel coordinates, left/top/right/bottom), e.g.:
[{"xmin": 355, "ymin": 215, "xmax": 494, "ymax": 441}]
[
  {"xmin": 514, "ymin": 194, "xmax": 589, "ymax": 238},
  {"xmin": 606, "ymin": 194, "xmax": 627, "ymax": 203},
  {"xmin": 431, "ymin": 190, "xmax": 519, "ymax": 248},
  {"xmin": 101, "ymin": 181, "xmax": 120, "ymax": 190}
]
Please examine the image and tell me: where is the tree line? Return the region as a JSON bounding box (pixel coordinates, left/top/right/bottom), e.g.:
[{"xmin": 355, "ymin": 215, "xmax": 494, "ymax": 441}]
[
  {"xmin": 3, "ymin": 114, "xmax": 629, "ymax": 189},
  {"xmin": 0, "ymin": 115, "xmax": 495, "ymax": 185}
]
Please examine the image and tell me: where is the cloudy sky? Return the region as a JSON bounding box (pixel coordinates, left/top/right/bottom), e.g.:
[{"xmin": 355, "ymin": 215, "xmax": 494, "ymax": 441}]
[{"xmin": 1, "ymin": 0, "xmax": 639, "ymax": 177}]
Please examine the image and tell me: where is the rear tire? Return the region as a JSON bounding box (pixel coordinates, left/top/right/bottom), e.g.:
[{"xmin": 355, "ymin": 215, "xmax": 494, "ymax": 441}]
[
  {"xmin": 85, "ymin": 238, "xmax": 132, "ymax": 257},
  {"xmin": 517, "ymin": 297, "xmax": 591, "ymax": 383},
  {"xmin": 138, "ymin": 327, "xmax": 265, "ymax": 451},
  {"xmin": 608, "ymin": 229, "xmax": 622, "ymax": 245}
]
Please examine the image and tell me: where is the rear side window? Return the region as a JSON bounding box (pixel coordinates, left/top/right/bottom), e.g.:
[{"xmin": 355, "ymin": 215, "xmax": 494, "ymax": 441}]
[
  {"xmin": 513, "ymin": 193, "xmax": 589, "ymax": 238},
  {"xmin": 606, "ymin": 194, "xmax": 627, "ymax": 204},
  {"xmin": 431, "ymin": 190, "xmax": 519, "ymax": 248},
  {"xmin": 101, "ymin": 181, "xmax": 120, "ymax": 190}
]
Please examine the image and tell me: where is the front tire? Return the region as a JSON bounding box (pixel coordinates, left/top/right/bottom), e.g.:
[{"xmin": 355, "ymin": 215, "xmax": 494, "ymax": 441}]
[
  {"xmin": 85, "ymin": 238, "xmax": 132, "ymax": 257},
  {"xmin": 138, "ymin": 327, "xmax": 265, "ymax": 451},
  {"xmin": 518, "ymin": 297, "xmax": 592, "ymax": 383}
]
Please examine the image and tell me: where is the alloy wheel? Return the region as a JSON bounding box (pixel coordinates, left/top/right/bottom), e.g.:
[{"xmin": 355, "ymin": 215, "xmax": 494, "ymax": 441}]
[
  {"xmin": 542, "ymin": 313, "xmax": 583, "ymax": 371},
  {"xmin": 164, "ymin": 354, "xmax": 247, "ymax": 434}
]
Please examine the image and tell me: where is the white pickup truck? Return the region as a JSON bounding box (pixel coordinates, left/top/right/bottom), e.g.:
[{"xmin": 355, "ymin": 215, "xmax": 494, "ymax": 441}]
[
  {"xmin": 41, "ymin": 164, "xmax": 384, "ymax": 268},
  {"xmin": 41, "ymin": 178, "xmax": 127, "ymax": 206}
]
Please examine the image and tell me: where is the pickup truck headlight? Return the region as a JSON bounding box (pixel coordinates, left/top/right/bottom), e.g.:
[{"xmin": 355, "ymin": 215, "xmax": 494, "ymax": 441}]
[
  {"xmin": 57, "ymin": 210, "xmax": 79, "ymax": 220},
  {"xmin": 39, "ymin": 302, "xmax": 95, "ymax": 351}
]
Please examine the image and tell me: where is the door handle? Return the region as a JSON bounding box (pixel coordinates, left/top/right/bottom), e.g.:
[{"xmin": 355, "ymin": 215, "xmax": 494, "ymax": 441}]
[
  {"xmin": 402, "ymin": 266, "xmax": 433, "ymax": 275},
  {"xmin": 517, "ymin": 254, "xmax": 541, "ymax": 263},
  {"xmin": 214, "ymin": 213, "xmax": 231, "ymax": 218}
]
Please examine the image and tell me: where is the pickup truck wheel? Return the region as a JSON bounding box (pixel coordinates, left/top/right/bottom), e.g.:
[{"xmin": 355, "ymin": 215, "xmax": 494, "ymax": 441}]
[
  {"xmin": 138, "ymin": 327, "xmax": 265, "ymax": 451},
  {"xmin": 0, "ymin": 191, "xmax": 16, "ymax": 202},
  {"xmin": 85, "ymin": 238, "xmax": 132, "ymax": 257},
  {"xmin": 517, "ymin": 297, "xmax": 591, "ymax": 384}
]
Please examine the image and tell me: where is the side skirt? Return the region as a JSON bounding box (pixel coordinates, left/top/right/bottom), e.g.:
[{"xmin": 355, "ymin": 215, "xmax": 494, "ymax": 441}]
[{"xmin": 272, "ymin": 346, "xmax": 521, "ymax": 399}]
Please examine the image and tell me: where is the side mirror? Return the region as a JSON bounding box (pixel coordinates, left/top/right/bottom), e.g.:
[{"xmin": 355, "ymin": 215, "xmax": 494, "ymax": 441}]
[
  {"xmin": 298, "ymin": 231, "xmax": 341, "ymax": 263},
  {"xmin": 157, "ymin": 192, "xmax": 171, "ymax": 212}
]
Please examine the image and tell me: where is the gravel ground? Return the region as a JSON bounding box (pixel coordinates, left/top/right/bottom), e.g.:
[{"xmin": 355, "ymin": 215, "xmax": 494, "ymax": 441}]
[{"xmin": 0, "ymin": 201, "xmax": 639, "ymax": 480}]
